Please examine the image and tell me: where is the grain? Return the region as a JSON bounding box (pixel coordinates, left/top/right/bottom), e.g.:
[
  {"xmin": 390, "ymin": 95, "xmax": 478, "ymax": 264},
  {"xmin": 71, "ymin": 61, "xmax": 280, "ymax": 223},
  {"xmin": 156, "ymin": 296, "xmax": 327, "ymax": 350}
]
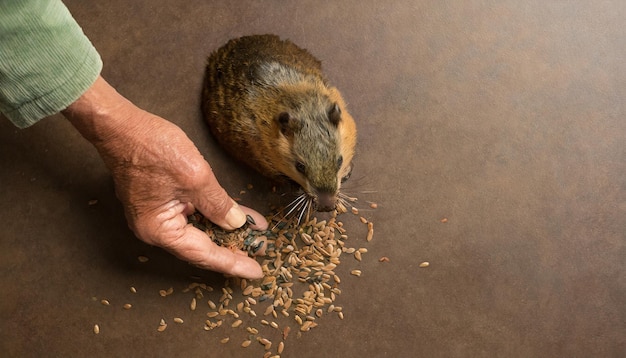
[
  {"xmin": 369, "ymin": 202, "xmax": 378, "ymax": 209},
  {"xmin": 241, "ymin": 340, "xmax": 252, "ymax": 348},
  {"xmin": 440, "ymin": 217, "xmax": 448, "ymax": 223},
  {"xmin": 123, "ymin": 303, "xmax": 132, "ymax": 310},
  {"xmin": 231, "ymin": 319, "xmax": 243, "ymax": 328},
  {"xmin": 419, "ymin": 261, "xmax": 430, "ymax": 268},
  {"xmin": 137, "ymin": 255, "xmax": 149, "ymax": 263},
  {"xmin": 378, "ymin": 256, "xmax": 390, "ymax": 262},
  {"xmin": 270, "ymin": 321, "xmax": 279, "ymax": 329},
  {"xmin": 351, "ymin": 207, "xmax": 359, "ymax": 215},
  {"xmin": 278, "ymin": 341, "xmax": 285, "ymax": 354},
  {"xmin": 220, "ymin": 337, "xmax": 230, "ymax": 344},
  {"xmin": 100, "ymin": 299, "xmax": 110, "ymax": 306},
  {"xmin": 350, "ymin": 270, "xmax": 362, "ymax": 277},
  {"xmin": 359, "ymin": 216, "xmax": 368, "ymax": 224},
  {"xmin": 130, "ymin": 286, "xmax": 137, "ymax": 294},
  {"xmin": 190, "ymin": 298, "xmax": 197, "ymax": 311},
  {"xmin": 174, "ymin": 317, "xmax": 184, "ymax": 324},
  {"xmin": 93, "ymin": 324, "xmax": 100, "ymax": 334}
]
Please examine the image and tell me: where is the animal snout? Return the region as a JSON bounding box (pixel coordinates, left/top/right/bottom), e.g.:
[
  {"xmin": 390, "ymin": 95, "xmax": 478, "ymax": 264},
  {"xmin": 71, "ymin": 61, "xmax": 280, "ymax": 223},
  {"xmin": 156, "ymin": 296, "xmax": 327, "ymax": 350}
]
[{"xmin": 315, "ymin": 192, "xmax": 336, "ymax": 212}]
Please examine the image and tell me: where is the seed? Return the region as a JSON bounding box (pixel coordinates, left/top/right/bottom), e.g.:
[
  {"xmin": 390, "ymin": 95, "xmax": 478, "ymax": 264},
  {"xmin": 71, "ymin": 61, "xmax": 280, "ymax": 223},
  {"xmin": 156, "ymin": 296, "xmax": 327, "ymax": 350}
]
[
  {"xmin": 157, "ymin": 323, "xmax": 167, "ymax": 332},
  {"xmin": 379, "ymin": 256, "xmax": 390, "ymax": 262},
  {"xmin": 354, "ymin": 251, "xmax": 362, "ymax": 261},
  {"xmin": 369, "ymin": 202, "xmax": 378, "ymax": 209},
  {"xmin": 261, "ymin": 319, "xmax": 269, "ymax": 325},
  {"xmin": 174, "ymin": 317, "xmax": 184, "ymax": 324},
  {"xmin": 207, "ymin": 311, "xmax": 219, "ymax": 318},
  {"xmin": 440, "ymin": 217, "xmax": 448, "ymax": 223},
  {"xmin": 419, "ymin": 261, "xmax": 430, "ymax": 268},
  {"xmin": 366, "ymin": 227, "xmax": 374, "ymax": 242},
  {"xmin": 300, "ymin": 321, "xmax": 313, "ymax": 332},
  {"xmin": 231, "ymin": 319, "xmax": 243, "ymax": 328},
  {"xmin": 208, "ymin": 300, "xmax": 217, "ymax": 309},
  {"xmin": 315, "ymin": 309, "xmax": 323, "ymax": 318},
  {"xmin": 123, "ymin": 303, "xmax": 132, "ymax": 310},
  {"xmin": 190, "ymin": 298, "xmax": 197, "ymax": 311},
  {"xmin": 278, "ymin": 341, "xmax": 285, "ymax": 354},
  {"xmin": 137, "ymin": 255, "xmax": 149, "ymax": 263},
  {"xmin": 338, "ymin": 311, "xmax": 344, "ymax": 319},
  {"xmin": 358, "ymin": 248, "xmax": 368, "ymax": 253},
  {"xmin": 243, "ymin": 285, "xmax": 254, "ymax": 296},
  {"xmin": 241, "ymin": 340, "xmax": 252, "ymax": 348},
  {"xmin": 159, "ymin": 290, "xmax": 167, "ymax": 297},
  {"xmin": 270, "ymin": 321, "xmax": 279, "ymax": 329},
  {"xmin": 351, "ymin": 207, "xmax": 359, "ymax": 215},
  {"xmin": 247, "ymin": 297, "xmax": 257, "ymax": 305},
  {"xmin": 93, "ymin": 324, "xmax": 100, "ymax": 334},
  {"xmin": 220, "ymin": 337, "xmax": 230, "ymax": 344},
  {"xmin": 246, "ymin": 327, "xmax": 259, "ymax": 334},
  {"xmin": 130, "ymin": 287, "xmax": 137, "ymax": 294},
  {"xmin": 100, "ymin": 299, "xmax": 110, "ymax": 306},
  {"xmin": 351, "ymin": 270, "xmax": 362, "ymax": 277},
  {"xmin": 294, "ymin": 315, "xmax": 303, "ymax": 325},
  {"xmin": 359, "ymin": 217, "xmax": 368, "ymax": 224}
]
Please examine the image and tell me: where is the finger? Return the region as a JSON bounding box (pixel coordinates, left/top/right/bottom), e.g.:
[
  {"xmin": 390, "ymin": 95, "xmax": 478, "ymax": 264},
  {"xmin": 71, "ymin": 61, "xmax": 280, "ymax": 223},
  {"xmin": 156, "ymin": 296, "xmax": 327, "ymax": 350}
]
[
  {"xmin": 240, "ymin": 205, "xmax": 269, "ymax": 231},
  {"xmin": 192, "ymin": 168, "xmax": 247, "ymax": 230},
  {"xmin": 163, "ymin": 224, "xmax": 263, "ymax": 279}
]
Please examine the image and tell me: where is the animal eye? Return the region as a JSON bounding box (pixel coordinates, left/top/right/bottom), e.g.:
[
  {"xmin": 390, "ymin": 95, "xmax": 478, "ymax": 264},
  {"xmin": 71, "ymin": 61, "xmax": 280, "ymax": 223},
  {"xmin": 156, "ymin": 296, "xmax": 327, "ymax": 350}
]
[
  {"xmin": 296, "ymin": 162, "xmax": 306, "ymax": 174},
  {"xmin": 341, "ymin": 163, "xmax": 353, "ymax": 183},
  {"xmin": 337, "ymin": 155, "xmax": 343, "ymax": 169}
]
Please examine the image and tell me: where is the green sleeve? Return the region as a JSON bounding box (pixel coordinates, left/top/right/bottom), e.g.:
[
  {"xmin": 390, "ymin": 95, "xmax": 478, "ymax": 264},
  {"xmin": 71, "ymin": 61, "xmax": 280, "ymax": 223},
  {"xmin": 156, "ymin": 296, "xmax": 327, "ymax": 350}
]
[{"xmin": 0, "ymin": 0, "xmax": 103, "ymax": 128}]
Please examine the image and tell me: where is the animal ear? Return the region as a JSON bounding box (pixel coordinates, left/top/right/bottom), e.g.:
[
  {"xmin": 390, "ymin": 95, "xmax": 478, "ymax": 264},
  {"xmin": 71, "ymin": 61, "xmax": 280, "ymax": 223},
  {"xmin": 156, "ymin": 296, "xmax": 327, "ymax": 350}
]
[
  {"xmin": 328, "ymin": 103, "xmax": 342, "ymax": 126},
  {"xmin": 277, "ymin": 112, "xmax": 300, "ymax": 136}
]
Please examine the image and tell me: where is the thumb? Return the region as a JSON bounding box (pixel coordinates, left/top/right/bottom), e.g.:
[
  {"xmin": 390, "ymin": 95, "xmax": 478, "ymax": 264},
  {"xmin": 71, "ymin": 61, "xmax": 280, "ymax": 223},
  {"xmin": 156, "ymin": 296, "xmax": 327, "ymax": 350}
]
[{"xmin": 192, "ymin": 167, "xmax": 247, "ymax": 231}]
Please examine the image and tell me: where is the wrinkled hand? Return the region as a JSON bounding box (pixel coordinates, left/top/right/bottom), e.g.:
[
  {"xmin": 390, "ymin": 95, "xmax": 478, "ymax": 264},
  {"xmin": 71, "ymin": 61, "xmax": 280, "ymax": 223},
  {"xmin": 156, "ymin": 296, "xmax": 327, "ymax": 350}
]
[{"xmin": 63, "ymin": 76, "xmax": 266, "ymax": 279}]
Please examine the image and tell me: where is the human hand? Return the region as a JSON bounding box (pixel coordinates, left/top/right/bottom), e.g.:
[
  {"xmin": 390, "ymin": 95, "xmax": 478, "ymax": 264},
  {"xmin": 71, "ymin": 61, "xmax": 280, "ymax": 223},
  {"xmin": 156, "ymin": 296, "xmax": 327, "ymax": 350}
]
[{"xmin": 63, "ymin": 76, "xmax": 267, "ymax": 279}]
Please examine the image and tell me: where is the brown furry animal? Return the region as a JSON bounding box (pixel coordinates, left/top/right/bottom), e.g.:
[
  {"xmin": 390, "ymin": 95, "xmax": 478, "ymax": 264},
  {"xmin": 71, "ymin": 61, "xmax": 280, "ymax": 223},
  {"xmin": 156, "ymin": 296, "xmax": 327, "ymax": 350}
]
[{"xmin": 202, "ymin": 34, "xmax": 357, "ymax": 212}]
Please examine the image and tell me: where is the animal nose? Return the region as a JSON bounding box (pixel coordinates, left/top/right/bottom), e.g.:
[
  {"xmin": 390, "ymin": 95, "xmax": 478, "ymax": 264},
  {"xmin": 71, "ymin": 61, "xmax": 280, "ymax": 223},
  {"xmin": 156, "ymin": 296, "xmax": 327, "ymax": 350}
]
[{"xmin": 316, "ymin": 192, "xmax": 336, "ymax": 212}]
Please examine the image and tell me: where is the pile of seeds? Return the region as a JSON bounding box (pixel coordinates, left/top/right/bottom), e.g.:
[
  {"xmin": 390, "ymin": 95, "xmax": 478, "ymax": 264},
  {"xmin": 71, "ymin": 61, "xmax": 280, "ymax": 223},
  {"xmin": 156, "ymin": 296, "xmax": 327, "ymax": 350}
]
[{"xmin": 93, "ymin": 195, "xmax": 378, "ymax": 358}]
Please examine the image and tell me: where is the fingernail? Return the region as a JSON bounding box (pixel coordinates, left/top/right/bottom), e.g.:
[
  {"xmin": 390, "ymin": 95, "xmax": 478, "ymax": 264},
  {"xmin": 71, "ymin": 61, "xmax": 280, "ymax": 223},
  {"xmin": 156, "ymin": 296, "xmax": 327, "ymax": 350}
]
[{"xmin": 225, "ymin": 201, "xmax": 246, "ymax": 229}]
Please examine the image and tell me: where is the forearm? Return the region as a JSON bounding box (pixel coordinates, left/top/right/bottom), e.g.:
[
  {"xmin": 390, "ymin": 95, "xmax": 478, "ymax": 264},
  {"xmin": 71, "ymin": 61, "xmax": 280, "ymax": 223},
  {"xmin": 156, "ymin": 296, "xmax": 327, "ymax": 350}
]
[{"xmin": 0, "ymin": 0, "xmax": 102, "ymax": 128}]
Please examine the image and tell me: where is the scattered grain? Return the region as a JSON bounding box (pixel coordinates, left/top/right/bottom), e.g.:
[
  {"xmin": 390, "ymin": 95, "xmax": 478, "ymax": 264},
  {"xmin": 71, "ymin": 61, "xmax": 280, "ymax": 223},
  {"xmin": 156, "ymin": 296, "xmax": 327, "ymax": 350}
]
[
  {"xmin": 419, "ymin": 261, "xmax": 430, "ymax": 268},
  {"xmin": 93, "ymin": 324, "xmax": 100, "ymax": 334},
  {"xmin": 174, "ymin": 317, "xmax": 184, "ymax": 324}
]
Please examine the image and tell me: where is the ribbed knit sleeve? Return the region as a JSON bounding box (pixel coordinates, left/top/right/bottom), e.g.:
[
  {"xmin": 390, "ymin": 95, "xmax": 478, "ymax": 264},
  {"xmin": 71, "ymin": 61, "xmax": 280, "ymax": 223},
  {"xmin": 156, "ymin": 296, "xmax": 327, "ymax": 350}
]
[{"xmin": 0, "ymin": 0, "xmax": 102, "ymax": 128}]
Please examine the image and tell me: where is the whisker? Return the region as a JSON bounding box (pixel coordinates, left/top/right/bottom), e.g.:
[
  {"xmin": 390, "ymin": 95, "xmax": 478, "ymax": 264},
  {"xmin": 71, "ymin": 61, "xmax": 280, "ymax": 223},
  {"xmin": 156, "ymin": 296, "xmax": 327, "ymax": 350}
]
[{"xmin": 297, "ymin": 197, "xmax": 312, "ymax": 226}]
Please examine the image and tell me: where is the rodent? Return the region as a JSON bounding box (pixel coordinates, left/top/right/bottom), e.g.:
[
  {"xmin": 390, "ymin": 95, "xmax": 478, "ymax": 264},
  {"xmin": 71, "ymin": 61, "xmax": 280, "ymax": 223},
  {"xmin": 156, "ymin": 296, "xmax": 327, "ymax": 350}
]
[{"xmin": 201, "ymin": 34, "xmax": 357, "ymax": 212}]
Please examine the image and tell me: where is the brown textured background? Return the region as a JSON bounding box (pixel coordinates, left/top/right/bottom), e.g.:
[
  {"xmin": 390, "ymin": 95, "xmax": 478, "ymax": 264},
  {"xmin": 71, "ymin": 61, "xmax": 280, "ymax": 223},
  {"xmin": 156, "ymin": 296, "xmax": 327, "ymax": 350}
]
[{"xmin": 1, "ymin": 1, "xmax": 624, "ymax": 357}]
